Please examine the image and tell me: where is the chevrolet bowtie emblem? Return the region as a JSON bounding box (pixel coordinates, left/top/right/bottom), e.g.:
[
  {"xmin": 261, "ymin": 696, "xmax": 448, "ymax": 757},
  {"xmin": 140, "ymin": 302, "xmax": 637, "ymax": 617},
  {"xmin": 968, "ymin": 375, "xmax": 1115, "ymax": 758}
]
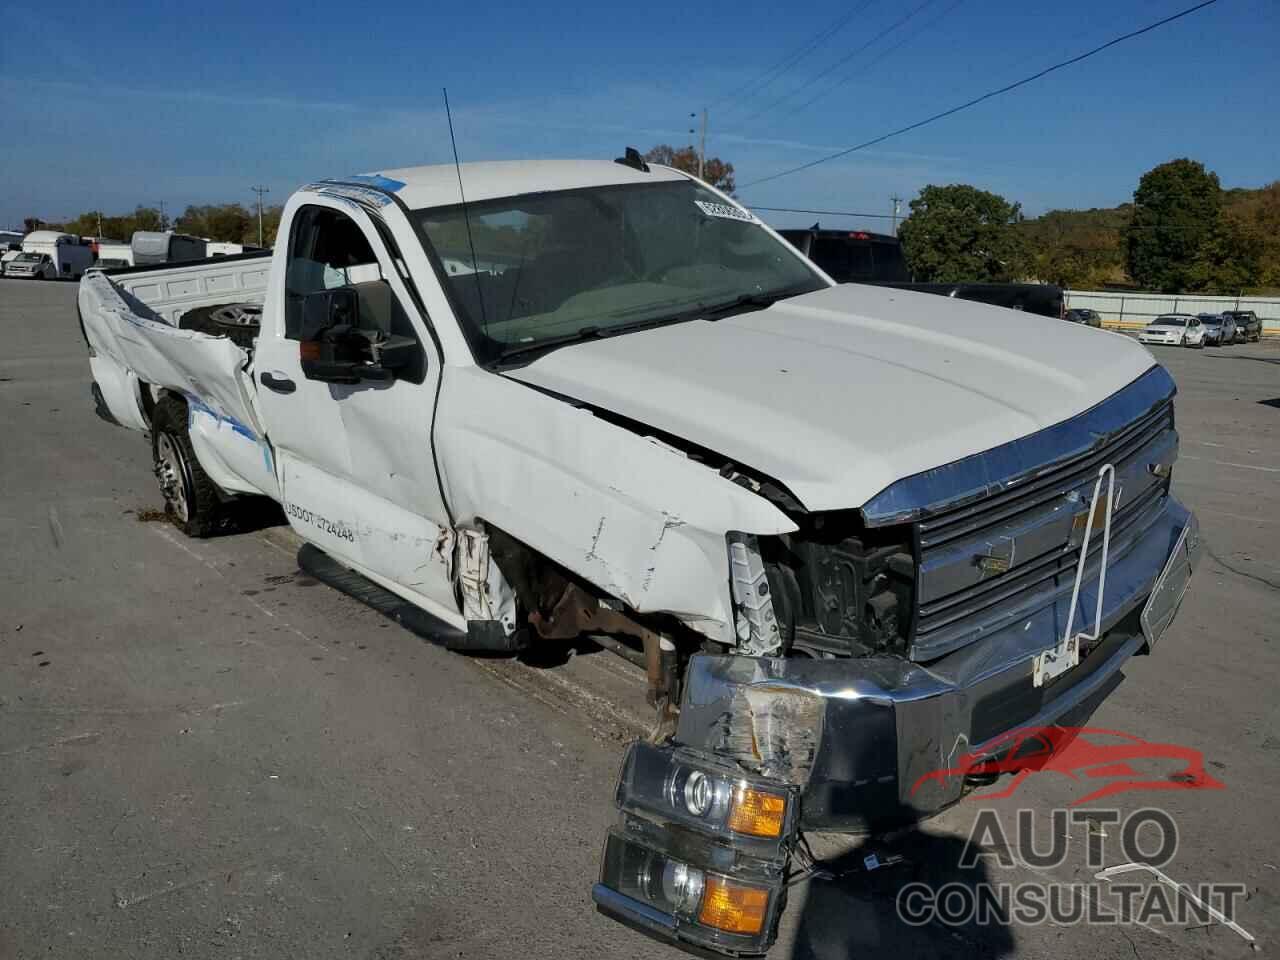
[
  {"xmin": 974, "ymin": 537, "xmax": 1016, "ymax": 576},
  {"xmin": 1068, "ymin": 484, "xmax": 1123, "ymax": 549}
]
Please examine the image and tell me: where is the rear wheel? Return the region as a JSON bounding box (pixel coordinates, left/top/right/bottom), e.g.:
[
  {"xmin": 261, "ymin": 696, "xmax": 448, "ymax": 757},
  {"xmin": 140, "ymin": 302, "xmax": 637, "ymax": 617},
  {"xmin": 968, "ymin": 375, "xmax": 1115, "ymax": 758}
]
[{"xmin": 150, "ymin": 397, "xmax": 223, "ymax": 537}]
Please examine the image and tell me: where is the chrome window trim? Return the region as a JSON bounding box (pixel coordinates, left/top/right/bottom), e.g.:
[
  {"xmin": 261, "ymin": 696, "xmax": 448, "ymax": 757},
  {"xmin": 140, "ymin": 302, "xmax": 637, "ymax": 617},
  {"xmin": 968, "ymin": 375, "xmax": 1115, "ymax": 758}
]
[{"xmin": 859, "ymin": 365, "xmax": 1177, "ymax": 527}]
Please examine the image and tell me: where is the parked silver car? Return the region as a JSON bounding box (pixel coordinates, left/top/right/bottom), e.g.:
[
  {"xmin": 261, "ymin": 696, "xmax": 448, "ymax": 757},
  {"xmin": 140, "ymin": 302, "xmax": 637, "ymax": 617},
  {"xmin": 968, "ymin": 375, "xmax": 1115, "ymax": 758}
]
[{"xmin": 1198, "ymin": 313, "xmax": 1236, "ymax": 346}]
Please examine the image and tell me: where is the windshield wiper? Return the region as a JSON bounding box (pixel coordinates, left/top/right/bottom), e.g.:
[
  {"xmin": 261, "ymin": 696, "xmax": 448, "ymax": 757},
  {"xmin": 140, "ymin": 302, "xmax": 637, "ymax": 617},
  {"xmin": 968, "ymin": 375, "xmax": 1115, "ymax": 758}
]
[
  {"xmin": 489, "ymin": 285, "xmax": 815, "ymax": 368},
  {"xmin": 696, "ymin": 284, "xmax": 816, "ymax": 321},
  {"xmin": 492, "ymin": 325, "xmax": 607, "ymax": 367}
]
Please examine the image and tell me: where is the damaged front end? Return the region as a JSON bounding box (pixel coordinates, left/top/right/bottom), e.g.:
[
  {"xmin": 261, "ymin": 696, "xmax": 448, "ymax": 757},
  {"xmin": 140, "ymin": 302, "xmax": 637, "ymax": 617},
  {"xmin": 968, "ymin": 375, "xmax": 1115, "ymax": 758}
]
[{"xmin": 593, "ymin": 367, "xmax": 1203, "ymax": 956}]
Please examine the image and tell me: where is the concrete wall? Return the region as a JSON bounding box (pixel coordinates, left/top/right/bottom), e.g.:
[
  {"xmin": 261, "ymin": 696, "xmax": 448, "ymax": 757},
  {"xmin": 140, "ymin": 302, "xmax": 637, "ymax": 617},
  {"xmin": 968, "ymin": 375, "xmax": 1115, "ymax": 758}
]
[{"xmin": 1065, "ymin": 290, "xmax": 1280, "ymax": 336}]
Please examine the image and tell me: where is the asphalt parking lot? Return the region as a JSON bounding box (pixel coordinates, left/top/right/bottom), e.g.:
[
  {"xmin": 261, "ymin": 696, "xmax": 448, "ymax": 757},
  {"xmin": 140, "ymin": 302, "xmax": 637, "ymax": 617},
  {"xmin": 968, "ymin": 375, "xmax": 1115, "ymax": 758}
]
[{"xmin": 1, "ymin": 277, "xmax": 1277, "ymax": 960}]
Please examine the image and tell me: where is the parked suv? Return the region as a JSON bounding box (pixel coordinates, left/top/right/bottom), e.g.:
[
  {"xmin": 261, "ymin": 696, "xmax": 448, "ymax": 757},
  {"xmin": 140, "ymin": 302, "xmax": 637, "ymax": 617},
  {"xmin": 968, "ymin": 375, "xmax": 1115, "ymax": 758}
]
[
  {"xmin": 776, "ymin": 225, "xmax": 1065, "ymax": 318},
  {"xmin": 1222, "ymin": 310, "xmax": 1262, "ymax": 342}
]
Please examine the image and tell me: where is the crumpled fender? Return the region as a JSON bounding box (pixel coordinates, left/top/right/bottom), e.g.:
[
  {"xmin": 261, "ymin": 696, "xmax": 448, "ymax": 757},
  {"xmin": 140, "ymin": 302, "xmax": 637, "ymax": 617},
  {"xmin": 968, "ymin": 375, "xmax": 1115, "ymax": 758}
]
[{"xmin": 434, "ymin": 366, "xmax": 798, "ymax": 643}]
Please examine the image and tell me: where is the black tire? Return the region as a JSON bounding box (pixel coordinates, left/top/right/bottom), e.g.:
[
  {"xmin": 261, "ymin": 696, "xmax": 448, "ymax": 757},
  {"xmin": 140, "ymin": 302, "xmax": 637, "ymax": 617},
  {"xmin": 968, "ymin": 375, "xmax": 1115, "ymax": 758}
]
[{"xmin": 150, "ymin": 396, "xmax": 223, "ymax": 537}]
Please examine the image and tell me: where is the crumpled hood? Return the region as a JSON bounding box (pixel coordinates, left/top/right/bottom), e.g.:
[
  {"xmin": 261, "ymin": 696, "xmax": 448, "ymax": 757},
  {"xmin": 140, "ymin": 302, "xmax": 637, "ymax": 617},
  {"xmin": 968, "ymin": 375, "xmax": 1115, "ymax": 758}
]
[{"xmin": 505, "ymin": 283, "xmax": 1157, "ymax": 513}]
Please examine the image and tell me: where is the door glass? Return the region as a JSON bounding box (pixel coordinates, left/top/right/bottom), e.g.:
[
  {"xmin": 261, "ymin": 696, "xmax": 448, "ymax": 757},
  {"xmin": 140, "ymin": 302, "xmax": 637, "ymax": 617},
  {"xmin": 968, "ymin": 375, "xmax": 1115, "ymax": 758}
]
[{"xmin": 285, "ymin": 205, "xmax": 383, "ymax": 339}]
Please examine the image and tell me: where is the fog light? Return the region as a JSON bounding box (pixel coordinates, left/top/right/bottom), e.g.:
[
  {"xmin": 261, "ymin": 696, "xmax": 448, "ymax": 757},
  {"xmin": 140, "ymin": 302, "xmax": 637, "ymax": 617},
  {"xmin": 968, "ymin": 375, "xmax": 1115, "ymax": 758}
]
[
  {"xmin": 727, "ymin": 785, "xmax": 787, "ymax": 838},
  {"xmin": 662, "ymin": 860, "xmax": 705, "ymax": 914},
  {"xmin": 596, "ymin": 830, "xmax": 781, "ymax": 951},
  {"xmin": 698, "ymin": 875, "xmax": 770, "ymax": 935}
]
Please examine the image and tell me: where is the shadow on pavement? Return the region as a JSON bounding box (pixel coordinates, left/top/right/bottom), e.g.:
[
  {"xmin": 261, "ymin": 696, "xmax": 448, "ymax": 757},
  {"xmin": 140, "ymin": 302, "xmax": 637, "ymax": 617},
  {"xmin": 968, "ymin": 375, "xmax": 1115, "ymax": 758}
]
[
  {"xmin": 789, "ymin": 828, "xmax": 1016, "ymax": 960},
  {"xmin": 1202, "ymin": 353, "xmax": 1280, "ymax": 366}
]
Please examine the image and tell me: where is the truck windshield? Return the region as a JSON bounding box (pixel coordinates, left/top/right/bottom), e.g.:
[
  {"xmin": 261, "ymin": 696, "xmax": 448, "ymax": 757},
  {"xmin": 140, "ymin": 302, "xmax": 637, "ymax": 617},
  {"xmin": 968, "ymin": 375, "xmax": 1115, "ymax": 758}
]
[{"xmin": 414, "ymin": 180, "xmax": 825, "ymax": 364}]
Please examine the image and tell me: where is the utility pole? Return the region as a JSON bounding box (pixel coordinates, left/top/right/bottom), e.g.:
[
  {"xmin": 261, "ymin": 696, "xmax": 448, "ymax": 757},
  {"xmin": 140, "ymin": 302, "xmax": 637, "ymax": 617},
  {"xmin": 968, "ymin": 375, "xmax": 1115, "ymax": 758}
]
[
  {"xmin": 698, "ymin": 108, "xmax": 707, "ymax": 180},
  {"xmin": 251, "ymin": 186, "xmax": 270, "ymax": 247},
  {"xmin": 890, "ymin": 195, "xmax": 903, "ymax": 235},
  {"xmin": 158, "ymin": 201, "xmax": 168, "ymax": 231},
  {"xmin": 688, "ymin": 109, "xmax": 708, "ymax": 180}
]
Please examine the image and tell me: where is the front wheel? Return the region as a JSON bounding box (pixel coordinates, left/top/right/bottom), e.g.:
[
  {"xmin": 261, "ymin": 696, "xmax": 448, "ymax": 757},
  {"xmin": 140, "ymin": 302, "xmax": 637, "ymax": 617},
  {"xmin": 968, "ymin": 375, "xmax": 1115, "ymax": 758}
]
[{"xmin": 151, "ymin": 397, "xmax": 223, "ymax": 537}]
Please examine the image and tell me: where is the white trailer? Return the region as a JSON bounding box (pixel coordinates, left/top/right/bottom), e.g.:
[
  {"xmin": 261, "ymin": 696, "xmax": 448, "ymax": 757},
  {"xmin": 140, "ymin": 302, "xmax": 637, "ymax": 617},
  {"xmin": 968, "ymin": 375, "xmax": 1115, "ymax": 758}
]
[
  {"xmin": 93, "ymin": 241, "xmax": 134, "ymax": 269},
  {"xmin": 131, "ymin": 231, "xmax": 207, "ymax": 266},
  {"xmin": 205, "ymin": 241, "xmax": 244, "ymax": 257}
]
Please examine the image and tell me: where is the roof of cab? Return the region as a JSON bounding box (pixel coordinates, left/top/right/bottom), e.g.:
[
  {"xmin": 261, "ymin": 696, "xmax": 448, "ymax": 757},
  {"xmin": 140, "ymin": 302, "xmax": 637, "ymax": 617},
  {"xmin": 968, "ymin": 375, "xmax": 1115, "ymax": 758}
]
[{"xmin": 341, "ymin": 159, "xmax": 690, "ymax": 210}]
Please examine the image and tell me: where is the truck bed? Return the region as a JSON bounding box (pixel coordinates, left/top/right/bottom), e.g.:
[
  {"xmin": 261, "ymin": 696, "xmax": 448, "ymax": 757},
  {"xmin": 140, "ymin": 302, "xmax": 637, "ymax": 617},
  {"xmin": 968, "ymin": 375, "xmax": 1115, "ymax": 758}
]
[
  {"xmin": 79, "ymin": 253, "xmax": 277, "ymax": 499},
  {"xmin": 90, "ymin": 251, "xmax": 271, "ymax": 324}
]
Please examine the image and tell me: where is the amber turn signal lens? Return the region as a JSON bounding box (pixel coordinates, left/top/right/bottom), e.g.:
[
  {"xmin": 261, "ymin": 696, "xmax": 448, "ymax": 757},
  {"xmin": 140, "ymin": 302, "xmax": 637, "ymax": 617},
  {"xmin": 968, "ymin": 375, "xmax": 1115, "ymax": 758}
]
[
  {"xmin": 299, "ymin": 340, "xmax": 321, "ymax": 361},
  {"xmin": 726, "ymin": 785, "xmax": 787, "ymax": 838},
  {"xmin": 697, "ymin": 876, "xmax": 770, "ymax": 935}
]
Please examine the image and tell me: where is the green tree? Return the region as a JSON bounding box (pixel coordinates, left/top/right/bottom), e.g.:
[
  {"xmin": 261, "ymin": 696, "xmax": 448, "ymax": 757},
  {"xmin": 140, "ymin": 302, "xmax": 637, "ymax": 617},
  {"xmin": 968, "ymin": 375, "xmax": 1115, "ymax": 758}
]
[
  {"xmin": 45, "ymin": 206, "xmax": 164, "ymax": 241},
  {"xmin": 1124, "ymin": 159, "xmax": 1220, "ymax": 292},
  {"xmin": 253, "ymin": 205, "xmax": 284, "ymax": 247},
  {"xmin": 175, "ymin": 204, "xmax": 253, "ymax": 243},
  {"xmin": 643, "ymin": 144, "xmax": 735, "ymax": 193},
  {"xmin": 1019, "ymin": 206, "xmax": 1127, "ymax": 289},
  {"xmin": 897, "ymin": 184, "xmax": 1029, "ymax": 283},
  {"xmin": 1187, "ymin": 212, "xmax": 1261, "ymax": 294},
  {"xmin": 1221, "ymin": 181, "xmax": 1280, "ymax": 291}
]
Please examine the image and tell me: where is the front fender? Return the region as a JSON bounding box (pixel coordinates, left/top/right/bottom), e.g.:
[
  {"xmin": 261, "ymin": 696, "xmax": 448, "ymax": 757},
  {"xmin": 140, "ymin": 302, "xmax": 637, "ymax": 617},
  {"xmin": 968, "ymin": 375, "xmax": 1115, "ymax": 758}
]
[{"xmin": 434, "ymin": 366, "xmax": 797, "ymax": 642}]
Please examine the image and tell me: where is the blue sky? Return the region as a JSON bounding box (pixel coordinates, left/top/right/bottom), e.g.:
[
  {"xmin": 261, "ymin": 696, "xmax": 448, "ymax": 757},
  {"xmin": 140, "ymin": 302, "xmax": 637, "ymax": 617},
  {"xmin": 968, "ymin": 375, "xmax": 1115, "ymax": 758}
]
[{"xmin": 0, "ymin": 0, "xmax": 1275, "ymax": 232}]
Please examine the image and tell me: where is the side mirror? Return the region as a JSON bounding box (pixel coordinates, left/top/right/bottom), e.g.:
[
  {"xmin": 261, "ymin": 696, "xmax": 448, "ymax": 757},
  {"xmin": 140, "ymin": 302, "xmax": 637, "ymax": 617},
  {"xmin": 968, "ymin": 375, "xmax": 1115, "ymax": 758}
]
[{"xmin": 298, "ymin": 283, "xmax": 417, "ymax": 384}]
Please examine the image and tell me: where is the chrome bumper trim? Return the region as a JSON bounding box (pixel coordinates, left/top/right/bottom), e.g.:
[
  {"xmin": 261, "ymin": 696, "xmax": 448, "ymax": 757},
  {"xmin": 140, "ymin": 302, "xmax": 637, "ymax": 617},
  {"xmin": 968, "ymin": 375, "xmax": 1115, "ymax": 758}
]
[{"xmin": 675, "ymin": 497, "xmax": 1199, "ymax": 832}]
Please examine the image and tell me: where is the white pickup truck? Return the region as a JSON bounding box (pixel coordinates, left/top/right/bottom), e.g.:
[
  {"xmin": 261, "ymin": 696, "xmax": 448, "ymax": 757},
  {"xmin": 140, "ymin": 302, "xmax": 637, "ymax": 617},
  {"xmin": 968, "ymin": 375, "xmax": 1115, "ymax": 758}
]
[{"xmin": 80, "ymin": 154, "xmax": 1201, "ymax": 956}]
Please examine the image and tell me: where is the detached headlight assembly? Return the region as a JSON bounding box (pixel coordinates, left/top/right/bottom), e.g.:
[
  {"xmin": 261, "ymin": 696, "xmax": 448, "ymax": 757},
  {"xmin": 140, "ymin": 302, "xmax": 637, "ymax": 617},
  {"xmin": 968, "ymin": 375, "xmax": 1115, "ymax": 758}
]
[
  {"xmin": 616, "ymin": 741, "xmax": 796, "ymax": 849},
  {"xmin": 596, "ymin": 831, "xmax": 782, "ymax": 950}
]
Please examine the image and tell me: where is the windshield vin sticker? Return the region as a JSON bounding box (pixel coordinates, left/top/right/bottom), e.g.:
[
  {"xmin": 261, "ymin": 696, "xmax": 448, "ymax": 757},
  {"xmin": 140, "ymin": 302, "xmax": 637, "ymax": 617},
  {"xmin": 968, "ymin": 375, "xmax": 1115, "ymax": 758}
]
[{"xmin": 694, "ymin": 200, "xmax": 757, "ymax": 223}]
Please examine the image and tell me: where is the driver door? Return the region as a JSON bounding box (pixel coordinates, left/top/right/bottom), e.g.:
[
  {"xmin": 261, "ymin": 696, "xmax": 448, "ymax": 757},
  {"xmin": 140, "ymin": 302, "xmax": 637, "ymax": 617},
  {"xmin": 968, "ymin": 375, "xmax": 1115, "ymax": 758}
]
[{"xmin": 254, "ymin": 197, "xmax": 459, "ymax": 622}]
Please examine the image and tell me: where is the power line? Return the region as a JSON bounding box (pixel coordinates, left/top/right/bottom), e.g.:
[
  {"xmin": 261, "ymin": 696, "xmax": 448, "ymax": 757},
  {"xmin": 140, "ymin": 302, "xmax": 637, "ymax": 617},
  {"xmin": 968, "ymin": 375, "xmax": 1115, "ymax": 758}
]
[
  {"xmin": 785, "ymin": 0, "xmax": 968, "ymax": 119},
  {"xmin": 736, "ymin": 0, "xmax": 940, "ymax": 126},
  {"xmin": 738, "ymin": 0, "xmax": 1219, "ymax": 192},
  {"xmin": 749, "ymin": 205, "xmax": 1205, "ymax": 231},
  {"xmin": 712, "ymin": 1, "xmax": 875, "ymax": 114}
]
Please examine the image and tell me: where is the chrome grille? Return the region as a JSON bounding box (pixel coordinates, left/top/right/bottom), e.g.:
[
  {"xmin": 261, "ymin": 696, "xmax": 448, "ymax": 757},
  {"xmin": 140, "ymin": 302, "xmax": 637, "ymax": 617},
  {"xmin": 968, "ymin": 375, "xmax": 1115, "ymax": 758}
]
[{"xmin": 905, "ymin": 376, "xmax": 1177, "ymax": 661}]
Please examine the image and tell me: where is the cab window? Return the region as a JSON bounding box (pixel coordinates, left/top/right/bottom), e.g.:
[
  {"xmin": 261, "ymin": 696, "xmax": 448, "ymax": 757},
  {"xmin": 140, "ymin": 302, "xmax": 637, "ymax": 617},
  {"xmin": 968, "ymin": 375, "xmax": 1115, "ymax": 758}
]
[
  {"xmin": 285, "ymin": 205, "xmax": 384, "ymax": 340},
  {"xmin": 284, "ymin": 204, "xmax": 426, "ymax": 384}
]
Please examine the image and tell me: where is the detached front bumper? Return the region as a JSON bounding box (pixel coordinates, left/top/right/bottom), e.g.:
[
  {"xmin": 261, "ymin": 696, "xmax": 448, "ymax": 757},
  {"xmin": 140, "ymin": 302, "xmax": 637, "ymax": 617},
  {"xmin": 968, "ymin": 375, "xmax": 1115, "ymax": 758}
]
[{"xmin": 594, "ymin": 498, "xmax": 1200, "ymax": 954}]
